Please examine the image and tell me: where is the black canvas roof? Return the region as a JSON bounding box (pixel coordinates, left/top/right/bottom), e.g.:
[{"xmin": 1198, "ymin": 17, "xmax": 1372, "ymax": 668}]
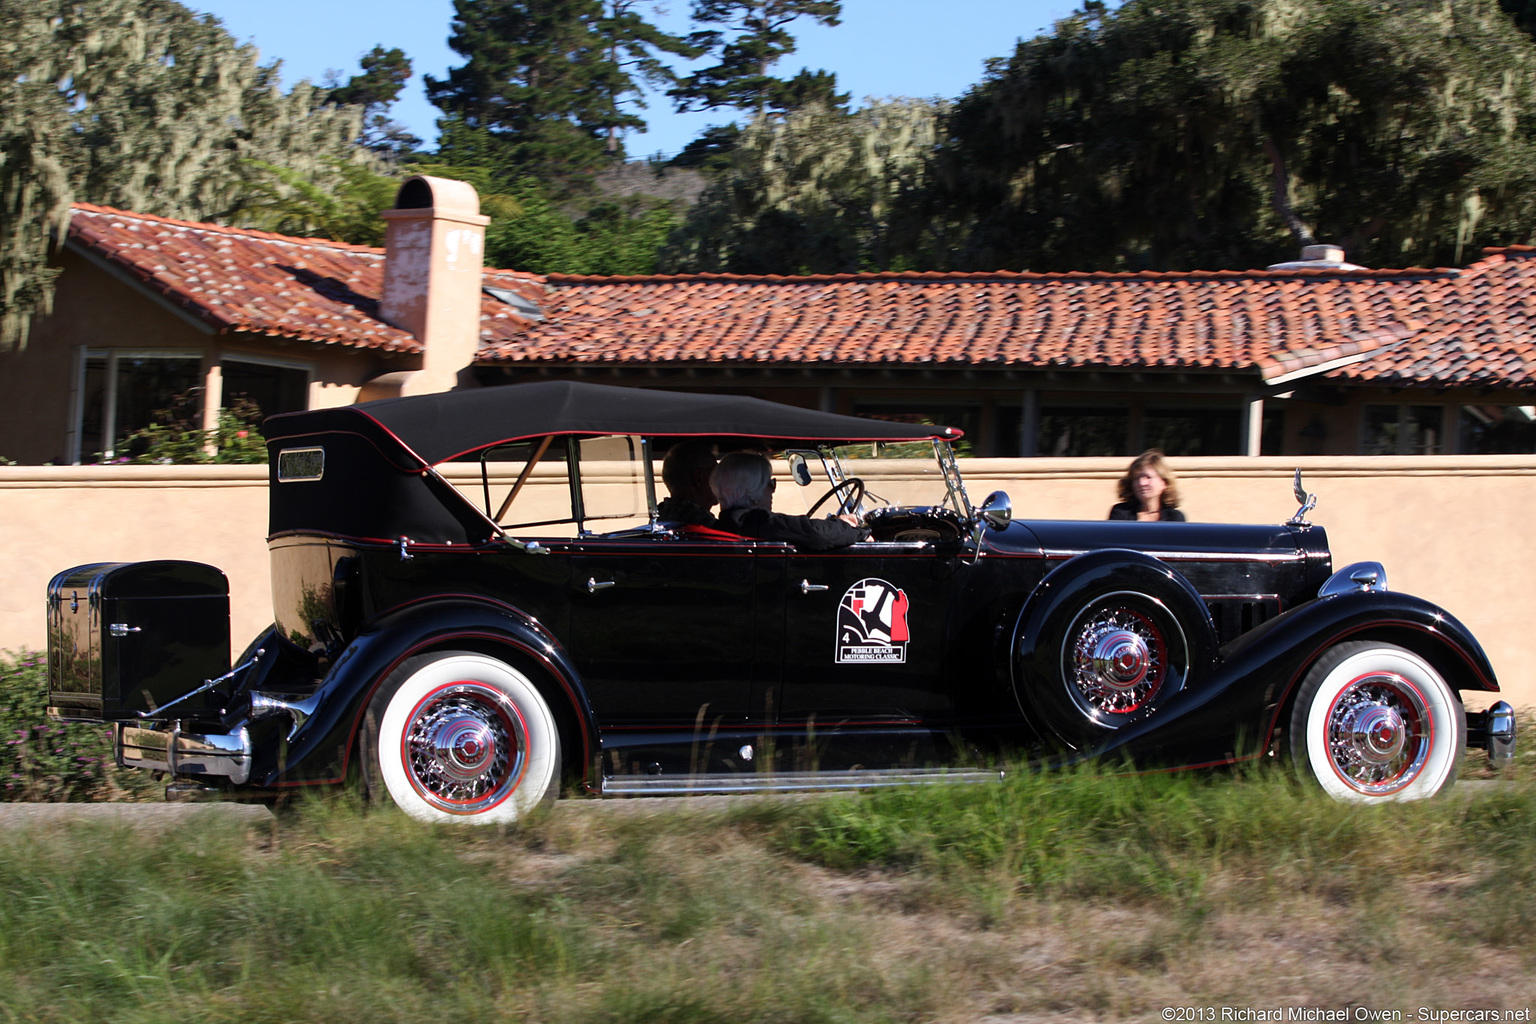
[{"xmin": 264, "ymin": 380, "xmax": 962, "ymax": 467}]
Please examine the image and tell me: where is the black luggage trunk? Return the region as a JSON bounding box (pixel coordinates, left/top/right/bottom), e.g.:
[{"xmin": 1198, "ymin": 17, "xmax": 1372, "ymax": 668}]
[{"xmin": 47, "ymin": 561, "xmax": 230, "ymax": 721}]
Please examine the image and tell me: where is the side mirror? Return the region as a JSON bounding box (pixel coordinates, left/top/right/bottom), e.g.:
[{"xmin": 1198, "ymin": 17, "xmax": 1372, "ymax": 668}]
[
  {"xmin": 979, "ymin": 491, "xmax": 1012, "ymax": 531},
  {"xmin": 787, "ymin": 453, "xmax": 814, "ymax": 487}
]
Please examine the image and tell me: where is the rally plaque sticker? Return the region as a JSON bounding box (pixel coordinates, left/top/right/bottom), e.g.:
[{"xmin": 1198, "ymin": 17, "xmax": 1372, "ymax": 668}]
[{"xmin": 836, "ymin": 578, "xmax": 910, "ymax": 664}]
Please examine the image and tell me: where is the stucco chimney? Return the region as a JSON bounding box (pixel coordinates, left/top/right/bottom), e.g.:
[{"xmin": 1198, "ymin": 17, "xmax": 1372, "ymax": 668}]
[{"xmin": 380, "ymin": 175, "xmax": 490, "ymax": 396}]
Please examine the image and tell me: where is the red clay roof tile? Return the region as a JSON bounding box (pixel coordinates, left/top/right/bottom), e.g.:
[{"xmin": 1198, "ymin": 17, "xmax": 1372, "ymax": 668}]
[{"xmin": 68, "ymin": 203, "xmax": 1536, "ymax": 390}]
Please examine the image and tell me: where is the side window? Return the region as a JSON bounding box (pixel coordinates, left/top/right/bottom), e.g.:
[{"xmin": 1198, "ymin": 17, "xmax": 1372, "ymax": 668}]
[
  {"xmin": 453, "ymin": 438, "xmax": 576, "ymax": 535},
  {"xmin": 576, "ymin": 435, "xmax": 651, "ymax": 533}
]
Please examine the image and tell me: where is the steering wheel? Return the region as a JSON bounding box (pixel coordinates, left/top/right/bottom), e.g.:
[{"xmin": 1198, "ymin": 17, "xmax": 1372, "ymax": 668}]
[{"xmin": 806, "ymin": 477, "xmax": 865, "ymax": 518}]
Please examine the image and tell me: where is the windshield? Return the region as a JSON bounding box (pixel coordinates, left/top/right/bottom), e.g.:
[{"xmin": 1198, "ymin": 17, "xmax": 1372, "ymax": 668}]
[{"xmin": 780, "ymin": 441, "xmax": 970, "ymax": 517}]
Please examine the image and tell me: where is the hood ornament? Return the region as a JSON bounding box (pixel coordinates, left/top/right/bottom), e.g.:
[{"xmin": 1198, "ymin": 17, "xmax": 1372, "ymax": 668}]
[{"xmin": 1288, "ymin": 469, "xmax": 1318, "ymax": 527}]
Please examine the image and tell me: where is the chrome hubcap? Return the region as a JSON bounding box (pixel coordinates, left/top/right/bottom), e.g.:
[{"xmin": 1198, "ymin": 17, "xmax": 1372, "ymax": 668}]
[
  {"xmin": 404, "ymin": 683, "xmax": 525, "ymax": 813},
  {"xmin": 1070, "ymin": 607, "xmax": 1165, "ymax": 715},
  {"xmin": 1326, "ymin": 673, "xmax": 1428, "ymax": 794}
]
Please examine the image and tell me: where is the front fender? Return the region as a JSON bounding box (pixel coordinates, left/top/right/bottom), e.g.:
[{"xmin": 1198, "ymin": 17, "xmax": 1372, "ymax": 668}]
[
  {"xmin": 249, "ymin": 595, "xmax": 598, "ymax": 790},
  {"xmin": 1084, "ymin": 589, "xmax": 1499, "ymax": 770}
]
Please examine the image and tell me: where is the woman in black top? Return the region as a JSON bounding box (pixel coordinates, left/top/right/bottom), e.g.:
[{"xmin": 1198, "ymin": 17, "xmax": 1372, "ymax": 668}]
[{"xmin": 1108, "ymin": 449, "xmax": 1186, "ymax": 521}]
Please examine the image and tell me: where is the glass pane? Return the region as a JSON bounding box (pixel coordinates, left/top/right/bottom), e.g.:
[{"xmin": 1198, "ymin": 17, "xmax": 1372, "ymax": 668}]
[
  {"xmin": 1405, "ymin": 406, "xmax": 1444, "ymax": 454},
  {"xmin": 1039, "ymin": 408, "xmax": 1127, "ymax": 456},
  {"xmin": 579, "ymin": 435, "xmax": 647, "ymax": 530},
  {"xmin": 80, "ymin": 357, "xmax": 107, "ymax": 461},
  {"xmin": 98, "ymin": 356, "xmax": 203, "ymax": 460},
  {"xmin": 1461, "ymin": 405, "xmax": 1536, "ymax": 454},
  {"xmin": 223, "ymin": 361, "xmax": 308, "ymax": 419},
  {"xmin": 1362, "ymin": 406, "xmax": 1401, "ymax": 455},
  {"xmin": 465, "ymin": 440, "xmax": 572, "ymax": 529},
  {"xmin": 1143, "ymin": 409, "xmax": 1241, "ymax": 456}
]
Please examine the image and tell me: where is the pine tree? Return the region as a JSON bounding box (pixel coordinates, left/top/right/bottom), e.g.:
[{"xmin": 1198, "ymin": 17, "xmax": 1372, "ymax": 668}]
[
  {"xmin": 428, "ymin": 0, "xmax": 693, "ymax": 183},
  {"xmin": 669, "ymin": 0, "xmax": 843, "ymax": 116},
  {"xmin": 327, "ymin": 45, "xmax": 421, "ymax": 159}
]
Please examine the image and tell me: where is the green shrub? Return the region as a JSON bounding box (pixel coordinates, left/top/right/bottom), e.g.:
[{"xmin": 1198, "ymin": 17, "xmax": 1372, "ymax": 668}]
[
  {"xmin": 0, "ymin": 650, "xmax": 154, "ymax": 801},
  {"xmin": 116, "ymin": 393, "xmax": 266, "ymax": 465}
]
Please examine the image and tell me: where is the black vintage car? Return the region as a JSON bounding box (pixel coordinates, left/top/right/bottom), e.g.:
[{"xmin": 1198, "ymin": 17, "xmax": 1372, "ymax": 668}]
[{"xmin": 47, "ymin": 382, "xmax": 1515, "ymax": 821}]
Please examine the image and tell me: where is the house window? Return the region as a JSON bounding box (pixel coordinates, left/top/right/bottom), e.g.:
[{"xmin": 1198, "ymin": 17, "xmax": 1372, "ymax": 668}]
[
  {"xmin": 1363, "ymin": 405, "xmax": 1444, "ymax": 455},
  {"xmin": 223, "ymin": 358, "xmax": 310, "ymax": 421},
  {"xmin": 1038, "ymin": 407, "xmax": 1128, "ymax": 456},
  {"xmin": 1460, "ymin": 405, "xmax": 1536, "ymax": 454},
  {"xmin": 78, "ymin": 352, "xmax": 203, "ymax": 461},
  {"xmin": 1143, "ymin": 408, "xmax": 1241, "ymax": 456},
  {"xmin": 74, "ymin": 351, "xmax": 311, "ymax": 463}
]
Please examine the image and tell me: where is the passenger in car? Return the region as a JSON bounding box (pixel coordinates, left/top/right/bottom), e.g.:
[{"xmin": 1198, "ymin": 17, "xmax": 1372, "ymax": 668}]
[
  {"xmin": 712, "ymin": 452, "xmax": 871, "ymax": 551},
  {"xmin": 656, "ymin": 440, "xmax": 722, "ymax": 527}
]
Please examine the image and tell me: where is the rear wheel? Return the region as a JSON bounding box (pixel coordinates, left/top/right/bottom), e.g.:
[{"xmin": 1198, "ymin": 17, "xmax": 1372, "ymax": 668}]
[
  {"xmin": 362, "ymin": 651, "xmax": 561, "ymax": 823},
  {"xmin": 1289, "ymin": 642, "xmax": 1463, "ymax": 802}
]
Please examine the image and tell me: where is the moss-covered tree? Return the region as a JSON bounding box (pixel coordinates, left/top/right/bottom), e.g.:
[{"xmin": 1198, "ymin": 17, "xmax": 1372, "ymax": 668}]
[{"xmin": 0, "ymin": 0, "xmax": 365, "ymax": 349}]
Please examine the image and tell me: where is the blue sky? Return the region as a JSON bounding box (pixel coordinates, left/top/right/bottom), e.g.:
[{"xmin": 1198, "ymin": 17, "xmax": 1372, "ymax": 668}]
[{"xmin": 188, "ymin": 0, "xmax": 1082, "ymax": 159}]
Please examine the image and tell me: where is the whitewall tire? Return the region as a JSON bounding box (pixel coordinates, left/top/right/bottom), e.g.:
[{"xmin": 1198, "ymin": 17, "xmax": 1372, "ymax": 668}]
[
  {"xmin": 1289, "ymin": 642, "xmax": 1464, "ymax": 802},
  {"xmin": 367, "ymin": 651, "xmax": 561, "ymax": 824}
]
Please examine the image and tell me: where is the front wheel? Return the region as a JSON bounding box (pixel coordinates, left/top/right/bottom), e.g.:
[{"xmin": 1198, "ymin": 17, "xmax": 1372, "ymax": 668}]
[
  {"xmin": 1289, "ymin": 642, "xmax": 1464, "ymax": 802},
  {"xmin": 362, "ymin": 651, "xmax": 561, "ymax": 823}
]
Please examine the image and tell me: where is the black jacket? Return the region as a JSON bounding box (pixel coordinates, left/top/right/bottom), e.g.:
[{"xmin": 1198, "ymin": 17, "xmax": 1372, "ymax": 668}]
[
  {"xmin": 720, "ymin": 506, "xmax": 870, "ymax": 551},
  {"xmin": 1108, "ymin": 502, "xmax": 1186, "ymax": 521}
]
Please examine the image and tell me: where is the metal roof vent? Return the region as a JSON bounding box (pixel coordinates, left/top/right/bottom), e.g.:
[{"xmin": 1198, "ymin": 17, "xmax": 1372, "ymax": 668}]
[
  {"xmin": 1266, "ymin": 243, "xmax": 1366, "ymax": 271},
  {"xmin": 485, "ymin": 285, "xmax": 544, "ymax": 321}
]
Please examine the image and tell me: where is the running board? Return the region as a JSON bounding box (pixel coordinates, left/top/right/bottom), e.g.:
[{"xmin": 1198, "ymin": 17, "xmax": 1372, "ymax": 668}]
[{"xmin": 601, "ymin": 767, "xmax": 1004, "ymax": 797}]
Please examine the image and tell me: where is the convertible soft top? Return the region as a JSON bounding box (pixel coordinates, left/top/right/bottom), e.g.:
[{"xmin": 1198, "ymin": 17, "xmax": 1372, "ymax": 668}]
[{"xmin": 264, "ymin": 380, "xmax": 962, "ymax": 467}]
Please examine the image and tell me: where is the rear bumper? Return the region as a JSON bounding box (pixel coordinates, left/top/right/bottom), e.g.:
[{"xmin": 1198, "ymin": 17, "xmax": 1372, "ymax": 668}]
[{"xmin": 117, "ymin": 722, "xmax": 252, "ymax": 786}]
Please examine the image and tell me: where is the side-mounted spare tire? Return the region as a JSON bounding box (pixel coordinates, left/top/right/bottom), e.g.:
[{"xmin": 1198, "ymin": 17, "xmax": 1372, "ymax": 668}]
[
  {"xmin": 360, "ymin": 650, "xmax": 562, "ymax": 823},
  {"xmin": 1012, "ymin": 550, "xmax": 1218, "ymax": 750},
  {"xmin": 1289, "ymin": 641, "xmax": 1464, "ymax": 802}
]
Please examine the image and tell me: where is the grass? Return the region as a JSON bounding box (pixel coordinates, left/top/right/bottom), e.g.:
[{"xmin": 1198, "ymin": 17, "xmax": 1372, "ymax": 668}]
[
  {"xmin": 1, "ymin": 765, "xmax": 1535, "ymax": 1023},
  {"xmin": 3, "ymin": 646, "xmax": 1534, "ymax": 1020}
]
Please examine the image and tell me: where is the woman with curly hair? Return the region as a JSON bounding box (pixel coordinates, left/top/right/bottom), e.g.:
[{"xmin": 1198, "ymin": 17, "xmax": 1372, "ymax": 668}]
[{"xmin": 1108, "ymin": 449, "xmax": 1186, "ymax": 521}]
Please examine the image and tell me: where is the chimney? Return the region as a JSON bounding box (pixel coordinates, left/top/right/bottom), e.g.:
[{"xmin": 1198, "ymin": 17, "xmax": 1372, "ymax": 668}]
[
  {"xmin": 1266, "ymin": 243, "xmax": 1365, "ymax": 271},
  {"xmin": 379, "ymin": 175, "xmax": 490, "ymax": 396}
]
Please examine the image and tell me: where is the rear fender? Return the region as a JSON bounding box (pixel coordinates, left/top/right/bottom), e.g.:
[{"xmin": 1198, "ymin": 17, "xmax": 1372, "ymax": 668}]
[{"xmin": 246, "ymin": 595, "xmax": 597, "ymax": 790}]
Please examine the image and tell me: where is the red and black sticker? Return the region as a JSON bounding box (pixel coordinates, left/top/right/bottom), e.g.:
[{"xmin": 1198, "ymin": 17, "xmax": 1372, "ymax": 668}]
[{"xmin": 836, "ymin": 578, "xmax": 910, "ymax": 664}]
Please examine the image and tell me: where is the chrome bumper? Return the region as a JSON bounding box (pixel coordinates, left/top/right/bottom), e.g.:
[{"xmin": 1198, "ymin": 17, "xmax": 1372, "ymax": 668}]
[
  {"xmin": 116, "ymin": 722, "xmax": 252, "ymax": 785},
  {"xmin": 1468, "ymin": 701, "xmax": 1518, "ymax": 769}
]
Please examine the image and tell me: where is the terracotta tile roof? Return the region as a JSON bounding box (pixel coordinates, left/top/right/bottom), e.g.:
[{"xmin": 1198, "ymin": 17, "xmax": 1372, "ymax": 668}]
[
  {"xmin": 485, "ymin": 266, "xmax": 1483, "ymax": 384},
  {"xmin": 66, "ymin": 204, "xmax": 545, "ymax": 355},
  {"xmin": 68, "ymin": 203, "xmax": 1536, "ymax": 390},
  {"xmin": 1324, "ymin": 250, "xmax": 1536, "ymax": 389}
]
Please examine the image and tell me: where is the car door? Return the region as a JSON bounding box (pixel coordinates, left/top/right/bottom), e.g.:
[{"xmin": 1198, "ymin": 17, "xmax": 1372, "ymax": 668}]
[
  {"xmin": 568, "ymin": 536, "xmax": 766, "ymax": 728},
  {"xmin": 772, "ymin": 540, "xmax": 965, "ymax": 724}
]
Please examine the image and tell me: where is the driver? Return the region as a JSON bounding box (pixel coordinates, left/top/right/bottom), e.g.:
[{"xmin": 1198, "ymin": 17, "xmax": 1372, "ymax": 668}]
[{"xmin": 711, "ymin": 452, "xmax": 870, "ymax": 551}]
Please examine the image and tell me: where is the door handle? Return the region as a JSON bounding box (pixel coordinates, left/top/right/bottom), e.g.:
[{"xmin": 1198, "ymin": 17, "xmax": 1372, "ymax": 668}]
[
  {"xmin": 587, "ymin": 577, "xmax": 617, "ymax": 594},
  {"xmin": 798, "ymin": 579, "xmax": 829, "ymax": 595}
]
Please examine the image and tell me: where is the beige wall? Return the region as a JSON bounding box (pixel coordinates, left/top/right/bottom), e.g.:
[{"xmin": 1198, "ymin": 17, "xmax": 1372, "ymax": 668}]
[{"xmin": 2, "ymin": 456, "xmax": 1529, "ymax": 710}]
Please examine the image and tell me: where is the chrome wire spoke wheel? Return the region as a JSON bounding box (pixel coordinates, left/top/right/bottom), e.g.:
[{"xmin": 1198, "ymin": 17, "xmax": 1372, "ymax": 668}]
[
  {"xmin": 1061, "ymin": 593, "xmax": 1182, "ymax": 725},
  {"xmin": 370, "ymin": 652, "xmax": 561, "ymax": 824},
  {"xmin": 1292, "ymin": 642, "xmax": 1464, "ymax": 803},
  {"xmin": 1322, "ymin": 673, "xmax": 1429, "ymax": 796},
  {"xmin": 402, "ymin": 683, "xmax": 526, "ymax": 813}
]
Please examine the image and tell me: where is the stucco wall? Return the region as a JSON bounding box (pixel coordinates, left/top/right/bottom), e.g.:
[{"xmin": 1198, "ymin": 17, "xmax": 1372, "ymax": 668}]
[{"xmin": 2, "ymin": 456, "xmax": 1529, "ymax": 710}]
